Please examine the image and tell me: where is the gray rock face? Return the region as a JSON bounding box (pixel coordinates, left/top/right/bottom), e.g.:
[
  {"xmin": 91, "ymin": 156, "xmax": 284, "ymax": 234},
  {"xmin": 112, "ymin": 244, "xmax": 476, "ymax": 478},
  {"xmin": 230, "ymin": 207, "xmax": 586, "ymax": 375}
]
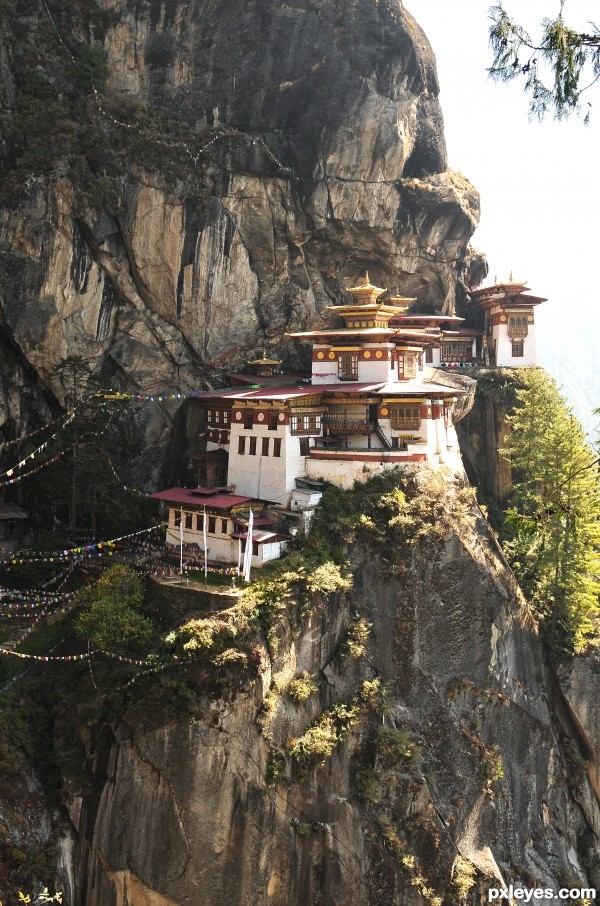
[
  {"xmin": 0, "ymin": 0, "xmax": 479, "ymax": 474},
  {"xmin": 456, "ymin": 371, "xmax": 518, "ymax": 506},
  {"xmin": 73, "ymin": 481, "xmax": 599, "ymax": 905}
]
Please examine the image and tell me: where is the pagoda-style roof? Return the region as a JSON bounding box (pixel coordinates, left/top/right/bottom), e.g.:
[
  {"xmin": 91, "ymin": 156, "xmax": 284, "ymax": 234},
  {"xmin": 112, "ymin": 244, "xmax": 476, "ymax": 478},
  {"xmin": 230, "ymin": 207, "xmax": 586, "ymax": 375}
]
[
  {"xmin": 471, "ymin": 281, "xmax": 547, "ymax": 309},
  {"xmin": 471, "ymin": 281, "xmax": 529, "ymax": 297},
  {"xmin": 247, "ymin": 349, "xmax": 282, "ymax": 367},
  {"xmin": 345, "ymin": 272, "xmax": 387, "ymax": 303}
]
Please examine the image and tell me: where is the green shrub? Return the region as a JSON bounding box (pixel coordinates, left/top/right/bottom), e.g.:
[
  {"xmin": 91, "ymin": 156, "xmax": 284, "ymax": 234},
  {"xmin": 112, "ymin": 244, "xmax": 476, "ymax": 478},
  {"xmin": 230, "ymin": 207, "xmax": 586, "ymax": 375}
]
[
  {"xmin": 483, "ymin": 745, "xmax": 504, "ymax": 783},
  {"xmin": 287, "ymin": 700, "xmax": 361, "ymax": 768},
  {"xmin": 288, "ymin": 672, "xmax": 319, "ymax": 703},
  {"xmin": 341, "ymin": 617, "xmax": 371, "ymax": 658},
  {"xmin": 375, "ymin": 726, "xmax": 422, "ymax": 766},
  {"xmin": 306, "ymin": 561, "xmax": 352, "ymax": 594},
  {"xmin": 451, "ymin": 855, "xmax": 477, "ymax": 900},
  {"xmin": 75, "ymin": 565, "xmax": 154, "ymax": 655},
  {"xmin": 76, "ymin": 43, "xmax": 109, "ymax": 91}
]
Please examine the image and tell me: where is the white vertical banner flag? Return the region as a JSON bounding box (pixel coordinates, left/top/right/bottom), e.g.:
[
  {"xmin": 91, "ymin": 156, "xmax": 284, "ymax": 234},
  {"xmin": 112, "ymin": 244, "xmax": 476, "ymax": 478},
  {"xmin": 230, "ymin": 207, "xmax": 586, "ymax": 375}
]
[
  {"xmin": 203, "ymin": 508, "xmax": 208, "ymax": 580},
  {"xmin": 243, "ymin": 509, "xmax": 254, "ymax": 583},
  {"xmin": 237, "ymin": 537, "xmax": 242, "ymax": 576},
  {"xmin": 179, "ymin": 507, "xmax": 184, "ymax": 575}
]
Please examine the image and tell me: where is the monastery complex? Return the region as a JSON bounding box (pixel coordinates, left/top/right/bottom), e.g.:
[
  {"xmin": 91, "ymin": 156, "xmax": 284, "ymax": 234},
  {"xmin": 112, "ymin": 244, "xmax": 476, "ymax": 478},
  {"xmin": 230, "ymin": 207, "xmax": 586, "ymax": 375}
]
[{"xmin": 151, "ymin": 275, "xmax": 546, "ymax": 570}]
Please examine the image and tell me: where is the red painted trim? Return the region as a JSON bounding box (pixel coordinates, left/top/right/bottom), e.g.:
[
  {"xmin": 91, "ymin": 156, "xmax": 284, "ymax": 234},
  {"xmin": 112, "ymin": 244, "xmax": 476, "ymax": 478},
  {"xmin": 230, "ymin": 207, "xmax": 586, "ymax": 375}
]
[{"xmin": 309, "ymin": 451, "xmax": 427, "ymax": 463}]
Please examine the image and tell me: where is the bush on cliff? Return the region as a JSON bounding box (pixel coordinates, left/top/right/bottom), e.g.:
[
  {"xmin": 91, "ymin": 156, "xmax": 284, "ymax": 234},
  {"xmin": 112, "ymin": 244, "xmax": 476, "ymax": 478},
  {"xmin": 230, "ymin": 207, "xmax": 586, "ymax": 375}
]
[{"xmin": 75, "ymin": 565, "xmax": 154, "ymax": 656}]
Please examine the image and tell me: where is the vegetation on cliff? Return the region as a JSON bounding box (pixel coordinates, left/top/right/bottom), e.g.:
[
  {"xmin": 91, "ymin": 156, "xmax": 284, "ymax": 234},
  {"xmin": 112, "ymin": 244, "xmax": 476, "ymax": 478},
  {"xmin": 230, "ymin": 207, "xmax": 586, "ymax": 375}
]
[{"xmin": 500, "ymin": 370, "xmax": 600, "ymax": 652}]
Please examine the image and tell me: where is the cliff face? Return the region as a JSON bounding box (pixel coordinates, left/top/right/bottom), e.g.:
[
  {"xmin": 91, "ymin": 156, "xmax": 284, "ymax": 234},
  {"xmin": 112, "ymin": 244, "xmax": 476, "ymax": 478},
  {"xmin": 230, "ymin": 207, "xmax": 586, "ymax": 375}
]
[
  {"xmin": 72, "ymin": 478, "xmax": 599, "ymax": 906},
  {"xmin": 455, "ymin": 371, "xmax": 519, "ymax": 508},
  {"xmin": 0, "ymin": 0, "xmax": 480, "ymax": 479}
]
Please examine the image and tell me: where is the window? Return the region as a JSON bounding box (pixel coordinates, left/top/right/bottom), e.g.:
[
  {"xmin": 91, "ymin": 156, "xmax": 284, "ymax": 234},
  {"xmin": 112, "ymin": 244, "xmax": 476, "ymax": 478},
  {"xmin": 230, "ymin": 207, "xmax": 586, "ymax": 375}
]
[
  {"xmin": 390, "ymin": 405, "xmax": 421, "ymax": 431},
  {"xmin": 249, "ymin": 437, "xmax": 257, "ymax": 455},
  {"xmin": 262, "ymin": 437, "xmax": 269, "ymax": 456},
  {"xmin": 441, "ymin": 342, "xmax": 471, "ymax": 363},
  {"xmin": 172, "ymin": 509, "xmax": 181, "ymax": 527},
  {"xmin": 184, "ymin": 512, "xmax": 193, "ymax": 530},
  {"xmin": 208, "ymin": 516, "xmax": 217, "ymax": 534},
  {"xmin": 221, "ymin": 519, "xmax": 228, "ymax": 533},
  {"xmin": 269, "ymin": 412, "xmax": 278, "ymax": 431},
  {"xmin": 208, "ymin": 408, "xmax": 230, "ymax": 427},
  {"xmin": 299, "ymin": 437, "xmax": 310, "ymax": 456},
  {"xmin": 511, "ymin": 341, "xmax": 524, "ymax": 357},
  {"xmin": 238, "ymin": 436, "xmax": 246, "ymax": 455},
  {"xmin": 244, "ymin": 411, "xmax": 253, "ymax": 429},
  {"xmin": 196, "ymin": 514, "xmax": 203, "ymax": 531},
  {"xmin": 508, "ymin": 315, "xmax": 528, "ymax": 337},
  {"xmin": 290, "ymin": 414, "xmax": 321, "ymax": 435},
  {"xmin": 425, "ymin": 347, "xmax": 433, "ymax": 364},
  {"xmin": 338, "ymin": 352, "xmax": 358, "ymax": 381},
  {"xmin": 242, "ymin": 540, "xmax": 259, "ymax": 556},
  {"xmin": 397, "ymin": 351, "xmax": 417, "ymax": 379},
  {"xmin": 273, "ymin": 438, "xmax": 282, "ymax": 457}
]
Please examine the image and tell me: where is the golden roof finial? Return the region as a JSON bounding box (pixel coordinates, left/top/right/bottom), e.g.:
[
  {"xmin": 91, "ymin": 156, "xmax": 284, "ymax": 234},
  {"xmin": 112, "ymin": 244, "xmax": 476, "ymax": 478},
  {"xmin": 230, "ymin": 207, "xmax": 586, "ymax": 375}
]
[{"xmin": 364, "ymin": 271, "xmax": 369, "ymax": 284}]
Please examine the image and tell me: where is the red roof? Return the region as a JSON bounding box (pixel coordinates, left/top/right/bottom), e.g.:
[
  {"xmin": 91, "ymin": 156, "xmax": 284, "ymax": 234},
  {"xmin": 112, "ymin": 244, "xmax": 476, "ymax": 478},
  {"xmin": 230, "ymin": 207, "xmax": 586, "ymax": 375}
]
[
  {"xmin": 215, "ymin": 383, "xmax": 386, "ymax": 400},
  {"xmin": 150, "ymin": 487, "xmax": 255, "ymax": 509}
]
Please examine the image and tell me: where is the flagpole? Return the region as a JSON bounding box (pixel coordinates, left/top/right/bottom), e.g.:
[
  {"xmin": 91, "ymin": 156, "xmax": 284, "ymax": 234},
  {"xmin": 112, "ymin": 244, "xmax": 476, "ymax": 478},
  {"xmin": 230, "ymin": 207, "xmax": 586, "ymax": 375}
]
[
  {"xmin": 179, "ymin": 507, "xmax": 183, "ymax": 577},
  {"xmin": 203, "ymin": 507, "xmax": 208, "ymax": 583},
  {"xmin": 243, "ymin": 509, "xmax": 254, "ymax": 584}
]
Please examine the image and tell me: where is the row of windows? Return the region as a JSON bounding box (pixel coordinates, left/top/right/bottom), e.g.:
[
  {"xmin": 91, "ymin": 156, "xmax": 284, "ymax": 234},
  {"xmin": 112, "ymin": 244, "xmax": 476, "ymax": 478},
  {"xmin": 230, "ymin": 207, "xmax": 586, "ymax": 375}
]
[
  {"xmin": 238, "ymin": 436, "xmax": 282, "ymax": 457},
  {"xmin": 337, "ymin": 351, "xmax": 423, "ymax": 380},
  {"xmin": 173, "ymin": 511, "xmax": 229, "ymax": 534}
]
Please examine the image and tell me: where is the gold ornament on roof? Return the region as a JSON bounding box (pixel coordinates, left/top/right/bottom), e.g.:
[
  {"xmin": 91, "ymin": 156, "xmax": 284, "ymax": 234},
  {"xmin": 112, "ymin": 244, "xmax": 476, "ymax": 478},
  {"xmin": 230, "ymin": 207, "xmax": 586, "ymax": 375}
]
[{"xmin": 247, "ymin": 348, "xmax": 282, "ymax": 367}]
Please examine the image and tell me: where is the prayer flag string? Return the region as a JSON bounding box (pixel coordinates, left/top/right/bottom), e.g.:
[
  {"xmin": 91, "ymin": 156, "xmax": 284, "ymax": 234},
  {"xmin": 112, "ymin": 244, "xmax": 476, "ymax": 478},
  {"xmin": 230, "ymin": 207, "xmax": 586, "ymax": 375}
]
[{"xmin": 0, "ymin": 522, "xmax": 166, "ymax": 565}]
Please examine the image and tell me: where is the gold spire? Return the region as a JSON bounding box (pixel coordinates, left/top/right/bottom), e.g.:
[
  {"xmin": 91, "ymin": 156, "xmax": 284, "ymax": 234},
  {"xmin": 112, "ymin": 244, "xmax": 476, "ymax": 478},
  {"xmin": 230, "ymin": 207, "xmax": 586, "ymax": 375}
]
[{"xmin": 346, "ymin": 272, "xmax": 387, "ymax": 304}]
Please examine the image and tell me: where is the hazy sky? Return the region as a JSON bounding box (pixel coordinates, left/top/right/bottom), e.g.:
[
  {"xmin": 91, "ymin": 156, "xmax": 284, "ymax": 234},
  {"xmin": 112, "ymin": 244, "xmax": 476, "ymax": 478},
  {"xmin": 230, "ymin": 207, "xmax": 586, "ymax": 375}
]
[{"xmin": 411, "ymin": 0, "xmax": 600, "ymax": 433}]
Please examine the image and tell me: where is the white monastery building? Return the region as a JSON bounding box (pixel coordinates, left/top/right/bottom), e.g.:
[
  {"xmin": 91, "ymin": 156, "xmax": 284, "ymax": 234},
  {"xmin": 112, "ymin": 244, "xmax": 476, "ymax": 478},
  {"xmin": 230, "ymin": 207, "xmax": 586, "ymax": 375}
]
[
  {"xmin": 151, "ymin": 273, "xmax": 546, "ymax": 569},
  {"xmin": 471, "ymin": 280, "xmax": 546, "ymax": 367}
]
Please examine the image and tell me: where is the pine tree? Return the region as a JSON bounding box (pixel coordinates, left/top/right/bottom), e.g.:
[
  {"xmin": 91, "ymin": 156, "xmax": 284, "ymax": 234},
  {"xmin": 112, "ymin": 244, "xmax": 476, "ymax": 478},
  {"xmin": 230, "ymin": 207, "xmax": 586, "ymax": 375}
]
[
  {"xmin": 502, "ymin": 370, "xmax": 600, "ymax": 651},
  {"xmin": 488, "ymin": 4, "xmax": 600, "ymax": 121}
]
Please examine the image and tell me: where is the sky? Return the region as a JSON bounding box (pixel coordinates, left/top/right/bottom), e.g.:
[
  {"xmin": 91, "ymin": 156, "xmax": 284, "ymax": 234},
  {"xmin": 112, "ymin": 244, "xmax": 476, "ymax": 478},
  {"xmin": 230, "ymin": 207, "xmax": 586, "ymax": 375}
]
[{"xmin": 411, "ymin": 0, "xmax": 600, "ymax": 437}]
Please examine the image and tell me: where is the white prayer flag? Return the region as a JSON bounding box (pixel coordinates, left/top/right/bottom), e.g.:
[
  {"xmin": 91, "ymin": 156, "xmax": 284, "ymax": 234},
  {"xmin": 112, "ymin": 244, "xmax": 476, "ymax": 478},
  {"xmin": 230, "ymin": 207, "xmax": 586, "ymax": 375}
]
[
  {"xmin": 243, "ymin": 509, "xmax": 254, "ymax": 583},
  {"xmin": 203, "ymin": 508, "xmax": 208, "ymax": 579}
]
